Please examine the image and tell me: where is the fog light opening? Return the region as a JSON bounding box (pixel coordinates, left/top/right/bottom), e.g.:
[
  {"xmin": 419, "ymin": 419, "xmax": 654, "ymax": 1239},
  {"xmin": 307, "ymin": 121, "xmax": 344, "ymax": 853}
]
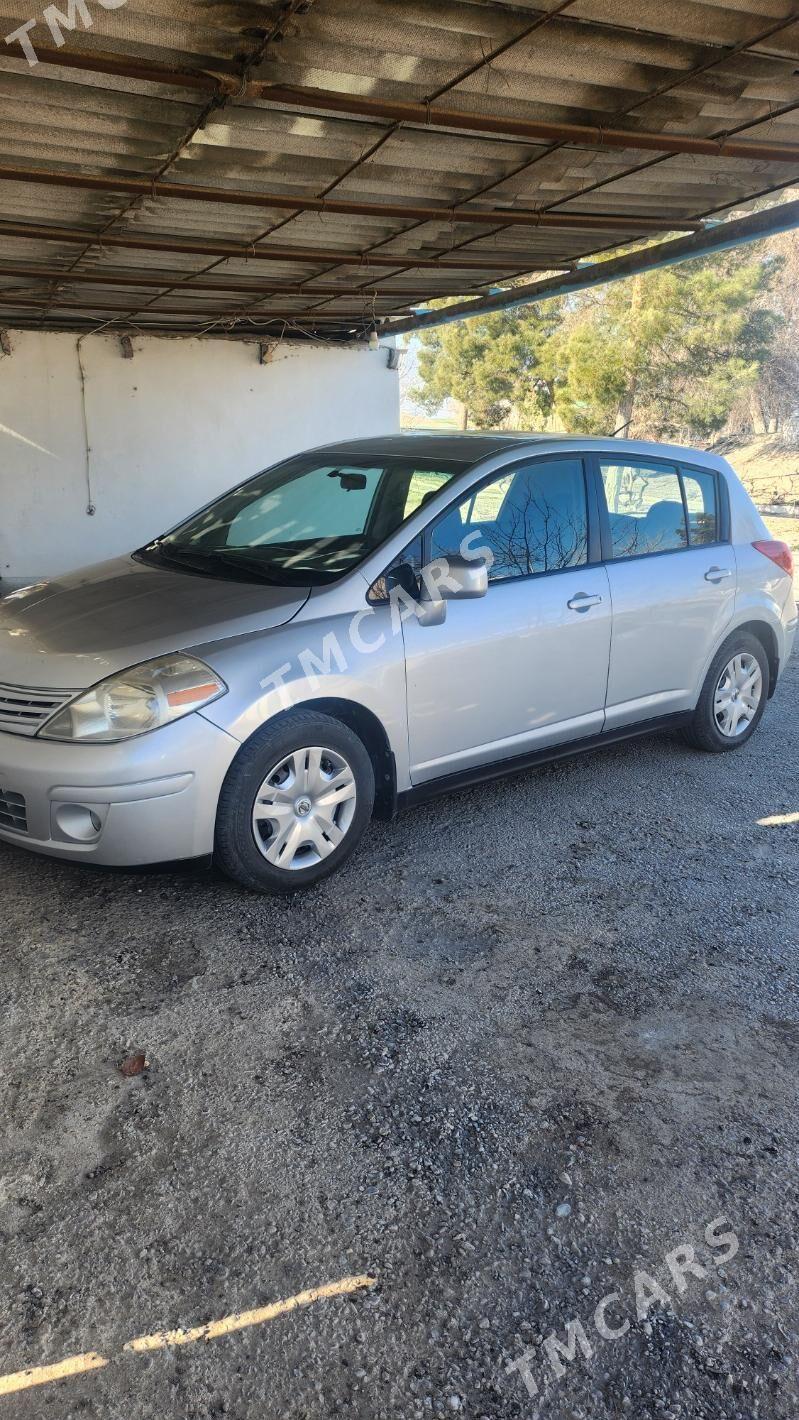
[{"xmin": 53, "ymin": 803, "xmax": 104, "ymax": 843}]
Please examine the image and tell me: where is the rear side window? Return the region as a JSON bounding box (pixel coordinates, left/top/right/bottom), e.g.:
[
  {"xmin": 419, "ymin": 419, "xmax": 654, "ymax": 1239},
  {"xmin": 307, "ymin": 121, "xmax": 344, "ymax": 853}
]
[
  {"xmin": 681, "ymin": 468, "xmax": 718, "ymax": 546},
  {"xmin": 430, "ymin": 457, "xmax": 588, "ymax": 583},
  {"xmin": 600, "ymin": 461, "xmax": 687, "ymax": 558}
]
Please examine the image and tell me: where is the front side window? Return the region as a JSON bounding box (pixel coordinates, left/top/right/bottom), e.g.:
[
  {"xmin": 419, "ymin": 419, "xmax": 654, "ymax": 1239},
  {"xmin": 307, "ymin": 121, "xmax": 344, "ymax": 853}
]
[
  {"xmin": 430, "ymin": 457, "xmax": 588, "ymax": 583},
  {"xmin": 137, "ymin": 456, "xmax": 463, "ymax": 586},
  {"xmin": 600, "ymin": 462, "xmax": 687, "ymax": 558}
]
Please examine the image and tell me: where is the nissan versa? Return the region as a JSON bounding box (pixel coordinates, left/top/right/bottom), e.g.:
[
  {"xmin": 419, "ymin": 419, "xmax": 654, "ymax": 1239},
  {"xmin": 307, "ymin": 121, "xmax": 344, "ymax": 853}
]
[{"xmin": 0, "ymin": 434, "xmax": 796, "ymax": 893}]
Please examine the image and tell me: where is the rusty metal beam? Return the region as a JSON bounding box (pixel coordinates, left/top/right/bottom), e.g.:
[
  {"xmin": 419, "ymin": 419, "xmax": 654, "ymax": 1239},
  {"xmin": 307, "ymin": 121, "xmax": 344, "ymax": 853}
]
[
  {"xmin": 0, "ymin": 261, "xmax": 481, "ymax": 298},
  {"xmin": 17, "ymin": 45, "xmax": 221, "ymax": 91},
  {"xmin": 239, "ymin": 85, "xmax": 799, "ymax": 166},
  {"xmin": 16, "ymin": 46, "xmax": 799, "ymax": 165},
  {"xmin": 0, "ymin": 294, "xmax": 373, "ymax": 322},
  {"xmin": 0, "ymin": 165, "xmax": 698, "ymax": 231},
  {"xmin": 385, "ymin": 198, "xmax": 799, "ymax": 336},
  {"xmin": 0, "ymin": 220, "xmax": 572, "ymax": 273}
]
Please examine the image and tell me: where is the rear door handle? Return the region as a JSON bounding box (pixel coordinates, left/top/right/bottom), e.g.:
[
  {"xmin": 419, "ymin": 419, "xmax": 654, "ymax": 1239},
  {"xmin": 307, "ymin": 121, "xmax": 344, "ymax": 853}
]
[
  {"xmin": 567, "ymin": 592, "xmax": 602, "ymax": 612},
  {"xmin": 705, "ymin": 566, "xmax": 732, "ymax": 583}
]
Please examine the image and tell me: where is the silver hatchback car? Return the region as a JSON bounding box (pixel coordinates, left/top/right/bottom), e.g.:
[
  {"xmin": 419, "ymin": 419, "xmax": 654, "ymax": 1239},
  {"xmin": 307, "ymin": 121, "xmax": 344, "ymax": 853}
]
[{"xmin": 1, "ymin": 433, "xmax": 796, "ymax": 893}]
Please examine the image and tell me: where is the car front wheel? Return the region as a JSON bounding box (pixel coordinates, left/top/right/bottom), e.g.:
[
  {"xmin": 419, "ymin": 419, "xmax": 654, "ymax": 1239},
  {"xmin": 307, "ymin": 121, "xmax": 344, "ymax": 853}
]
[{"xmin": 215, "ymin": 709, "xmax": 375, "ymax": 893}]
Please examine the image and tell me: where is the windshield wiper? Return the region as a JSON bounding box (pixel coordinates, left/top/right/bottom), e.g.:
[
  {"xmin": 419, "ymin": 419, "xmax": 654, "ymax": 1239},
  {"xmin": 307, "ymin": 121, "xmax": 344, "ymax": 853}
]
[
  {"xmin": 206, "ymin": 550, "xmax": 284, "ymax": 583},
  {"xmin": 146, "ymin": 543, "xmax": 282, "ymax": 585}
]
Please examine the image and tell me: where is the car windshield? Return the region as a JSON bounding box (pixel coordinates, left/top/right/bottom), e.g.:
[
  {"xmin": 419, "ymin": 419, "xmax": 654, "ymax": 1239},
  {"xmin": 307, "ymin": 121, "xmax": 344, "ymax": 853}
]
[{"xmin": 138, "ymin": 454, "xmax": 464, "ymax": 586}]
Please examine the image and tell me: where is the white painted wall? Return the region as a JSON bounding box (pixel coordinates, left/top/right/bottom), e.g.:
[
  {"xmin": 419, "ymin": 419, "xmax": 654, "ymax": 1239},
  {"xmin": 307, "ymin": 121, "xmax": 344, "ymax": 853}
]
[{"xmin": 0, "ymin": 329, "xmax": 400, "ymax": 583}]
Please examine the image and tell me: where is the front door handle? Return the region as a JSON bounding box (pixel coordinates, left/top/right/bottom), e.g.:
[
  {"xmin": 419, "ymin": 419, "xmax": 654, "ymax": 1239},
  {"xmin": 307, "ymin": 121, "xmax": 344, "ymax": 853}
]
[
  {"xmin": 705, "ymin": 566, "xmax": 732, "ymax": 583},
  {"xmin": 567, "ymin": 592, "xmax": 602, "ymax": 612}
]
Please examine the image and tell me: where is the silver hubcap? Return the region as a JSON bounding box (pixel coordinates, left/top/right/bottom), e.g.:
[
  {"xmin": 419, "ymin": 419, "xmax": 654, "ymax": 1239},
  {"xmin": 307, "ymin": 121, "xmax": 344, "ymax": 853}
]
[
  {"xmin": 252, "ymin": 746, "xmax": 357, "ymax": 869},
  {"xmin": 714, "ymin": 652, "xmax": 763, "ymax": 738}
]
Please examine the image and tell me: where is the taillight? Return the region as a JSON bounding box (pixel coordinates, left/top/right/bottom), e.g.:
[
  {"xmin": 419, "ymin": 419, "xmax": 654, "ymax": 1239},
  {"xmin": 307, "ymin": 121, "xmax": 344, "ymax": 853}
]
[{"xmin": 752, "ymin": 539, "xmax": 794, "ymax": 577}]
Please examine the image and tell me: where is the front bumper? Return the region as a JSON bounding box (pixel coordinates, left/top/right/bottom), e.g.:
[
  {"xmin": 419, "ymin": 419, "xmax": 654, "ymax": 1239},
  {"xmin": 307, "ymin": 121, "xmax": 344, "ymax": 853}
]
[{"xmin": 0, "ymin": 714, "xmax": 239, "ymax": 866}]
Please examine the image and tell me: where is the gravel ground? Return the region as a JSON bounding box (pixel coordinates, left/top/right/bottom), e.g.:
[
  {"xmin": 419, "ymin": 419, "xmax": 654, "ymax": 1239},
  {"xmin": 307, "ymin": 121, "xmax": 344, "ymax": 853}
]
[{"xmin": 1, "ymin": 657, "xmax": 797, "ymax": 1420}]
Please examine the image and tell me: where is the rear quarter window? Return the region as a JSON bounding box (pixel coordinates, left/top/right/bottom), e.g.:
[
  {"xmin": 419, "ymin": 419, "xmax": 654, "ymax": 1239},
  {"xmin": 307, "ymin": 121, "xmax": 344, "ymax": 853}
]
[{"xmin": 680, "ymin": 468, "xmax": 719, "ymax": 546}]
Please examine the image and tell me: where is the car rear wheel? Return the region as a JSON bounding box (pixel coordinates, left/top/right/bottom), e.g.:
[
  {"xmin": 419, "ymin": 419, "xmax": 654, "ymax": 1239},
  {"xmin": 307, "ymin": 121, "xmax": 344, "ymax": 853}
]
[
  {"xmin": 215, "ymin": 709, "xmax": 375, "ymax": 893},
  {"xmin": 682, "ymin": 630, "xmax": 769, "ymax": 753}
]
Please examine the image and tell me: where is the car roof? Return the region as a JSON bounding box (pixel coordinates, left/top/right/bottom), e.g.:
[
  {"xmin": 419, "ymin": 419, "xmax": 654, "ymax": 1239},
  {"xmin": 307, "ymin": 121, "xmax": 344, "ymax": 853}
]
[
  {"xmin": 307, "ymin": 431, "xmax": 533, "ymax": 464},
  {"xmin": 305, "ymin": 431, "xmax": 720, "ymax": 469}
]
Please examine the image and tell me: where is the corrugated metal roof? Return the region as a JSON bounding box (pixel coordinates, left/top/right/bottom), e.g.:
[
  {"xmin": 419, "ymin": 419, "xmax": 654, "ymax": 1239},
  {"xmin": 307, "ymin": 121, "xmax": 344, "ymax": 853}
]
[{"xmin": 0, "ymin": 0, "xmax": 797, "ymax": 341}]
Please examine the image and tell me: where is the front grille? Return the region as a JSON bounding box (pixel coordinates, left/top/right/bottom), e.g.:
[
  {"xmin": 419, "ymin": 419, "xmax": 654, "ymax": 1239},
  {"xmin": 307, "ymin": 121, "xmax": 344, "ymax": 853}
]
[
  {"xmin": 0, "ymin": 788, "xmax": 27, "ymax": 833},
  {"xmin": 0, "ymin": 682, "xmax": 75, "ymax": 737}
]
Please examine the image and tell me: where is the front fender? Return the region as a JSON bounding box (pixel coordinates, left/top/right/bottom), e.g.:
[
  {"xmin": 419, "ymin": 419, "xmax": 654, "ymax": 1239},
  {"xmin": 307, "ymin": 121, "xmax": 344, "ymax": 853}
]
[{"xmin": 193, "ymin": 605, "xmax": 412, "ymax": 791}]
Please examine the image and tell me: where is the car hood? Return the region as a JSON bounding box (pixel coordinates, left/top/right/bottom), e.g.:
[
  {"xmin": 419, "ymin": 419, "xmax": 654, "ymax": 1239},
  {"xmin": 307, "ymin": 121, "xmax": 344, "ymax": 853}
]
[{"xmin": 0, "ymin": 556, "xmax": 310, "ymax": 689}]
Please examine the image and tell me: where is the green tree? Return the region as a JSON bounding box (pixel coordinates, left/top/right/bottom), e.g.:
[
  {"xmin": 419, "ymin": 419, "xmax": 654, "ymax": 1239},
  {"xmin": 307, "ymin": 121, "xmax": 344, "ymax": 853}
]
[
  {"xmin": 413, "ymin": 249, "xmax": 779, "ymax": 442},
  {"xmin": 545, "ymin": 253, "xmax": 778, "ymax": 439},
  {"xmin": 413, "ymin": 302, "xmax": 562, "ymax": 429},
  {"xmin": 742, "ymin": 230, "xmax": 799, "ymax": 437}
]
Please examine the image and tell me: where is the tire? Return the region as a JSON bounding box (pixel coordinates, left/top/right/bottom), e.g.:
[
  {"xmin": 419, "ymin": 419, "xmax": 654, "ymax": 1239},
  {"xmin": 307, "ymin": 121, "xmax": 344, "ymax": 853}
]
[
  {"xmin": 214, "ymin": 709, "xmax": 375, "ymax": 893},
  {"xmin": 682, "ymin": 630, "xmax": 770, "ymax": 753}
]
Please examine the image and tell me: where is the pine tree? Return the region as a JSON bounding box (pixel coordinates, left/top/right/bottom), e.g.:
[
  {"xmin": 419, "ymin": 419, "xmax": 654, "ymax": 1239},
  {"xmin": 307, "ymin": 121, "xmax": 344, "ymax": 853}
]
[
  {"xmin": 413, "ymin": 248, "xmax": 780, "ymax": 443},
  {"xmin": 413, "ymin": 302, "xmax": 563, "ymax": 430}
]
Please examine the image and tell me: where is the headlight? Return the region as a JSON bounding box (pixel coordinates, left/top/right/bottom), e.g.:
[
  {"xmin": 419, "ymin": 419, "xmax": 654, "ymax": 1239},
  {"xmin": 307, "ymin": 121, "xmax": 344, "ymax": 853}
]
[{"xmin": 39, "ymin": 654, "xmax": 226, "ymax": 743}]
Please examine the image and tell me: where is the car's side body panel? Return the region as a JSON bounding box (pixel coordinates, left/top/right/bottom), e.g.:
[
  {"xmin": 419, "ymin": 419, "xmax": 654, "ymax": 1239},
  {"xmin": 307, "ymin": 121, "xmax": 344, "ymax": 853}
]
[
  {"xmin": 601, "ymin": 547, "xmax": 737, "ymax": 729},
  {"xmin": 402, "ymin": 565, "xmax": 612, "ymax": 782},
  {"xmin": 732, "ymin": 540, "xmax": 797, "ymax": 664}
]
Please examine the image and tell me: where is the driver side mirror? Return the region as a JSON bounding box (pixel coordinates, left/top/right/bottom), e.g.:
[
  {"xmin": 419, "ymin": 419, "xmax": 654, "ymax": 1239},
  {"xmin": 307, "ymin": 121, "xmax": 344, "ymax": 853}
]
[
  {"xmin": 370, "ymin": 554, "xmax": 488, "ymax": 627},
  {"xmin": 427, "ymin": 554, "xmax": 489, "ymax": 601},
  {"xmin": 415, "ymin": 554, "xmax": 488, "ymax": 626}
]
